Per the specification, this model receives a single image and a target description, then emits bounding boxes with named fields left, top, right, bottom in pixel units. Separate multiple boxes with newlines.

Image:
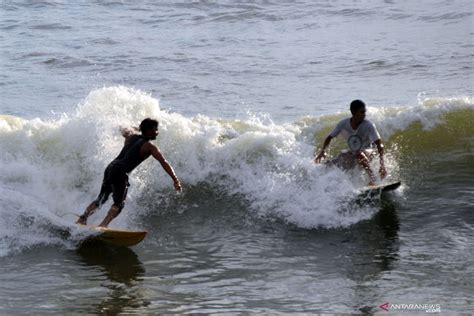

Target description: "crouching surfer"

left=314, top=100, right=387, bottom=185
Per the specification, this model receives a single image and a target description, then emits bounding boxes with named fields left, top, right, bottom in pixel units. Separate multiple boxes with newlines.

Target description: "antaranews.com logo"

left=379, top=302, right=441, bottom=313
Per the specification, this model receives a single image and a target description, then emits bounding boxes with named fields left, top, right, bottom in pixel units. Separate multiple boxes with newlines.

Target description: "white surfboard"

left=360, top=181, right=402, bottom=195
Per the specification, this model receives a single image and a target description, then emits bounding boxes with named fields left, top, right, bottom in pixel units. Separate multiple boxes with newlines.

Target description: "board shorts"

left=325, top=148, right=376, bottom=170
left=94, top=164, right=129, bottom=211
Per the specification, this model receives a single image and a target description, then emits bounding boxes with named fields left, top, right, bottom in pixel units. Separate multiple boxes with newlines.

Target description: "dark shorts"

left=94, top=164, right=129, bottom=210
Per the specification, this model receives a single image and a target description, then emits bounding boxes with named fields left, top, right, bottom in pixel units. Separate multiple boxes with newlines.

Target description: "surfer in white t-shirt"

left=314, top=100, right=387, bottom=185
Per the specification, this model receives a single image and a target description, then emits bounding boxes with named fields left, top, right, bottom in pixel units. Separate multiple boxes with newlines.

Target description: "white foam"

left=1, top=87, right=471, bottom=255
left=366, top=96, right=473, bottom=138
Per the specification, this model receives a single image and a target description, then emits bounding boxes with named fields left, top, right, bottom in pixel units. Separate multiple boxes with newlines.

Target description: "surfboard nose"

left=97, top=230, right=147, bottom=247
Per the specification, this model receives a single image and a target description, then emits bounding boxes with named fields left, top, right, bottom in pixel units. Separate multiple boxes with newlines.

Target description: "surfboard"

left=360, top=180, right=402, bottom=195
left=77, top=224, right=147, bottom=247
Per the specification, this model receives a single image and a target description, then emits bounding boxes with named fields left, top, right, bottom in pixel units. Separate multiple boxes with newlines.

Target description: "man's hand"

left=173, top=179, right=182, bottom=192
left=314, top=151, right=326, bottom=163
left=314, top=136, right=332, bottom=164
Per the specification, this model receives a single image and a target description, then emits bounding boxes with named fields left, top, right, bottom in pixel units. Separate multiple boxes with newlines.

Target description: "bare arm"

left=314, top=135, right=333, bottom=163
left=148, top=144, right=182, bottom=191
left=374, top=139, right=387, bottom=179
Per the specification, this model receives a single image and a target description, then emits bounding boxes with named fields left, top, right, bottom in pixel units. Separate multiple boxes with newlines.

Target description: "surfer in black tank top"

left=110, top=134, right=149, bottom=173
left=76, top=118, right=182, bottom=227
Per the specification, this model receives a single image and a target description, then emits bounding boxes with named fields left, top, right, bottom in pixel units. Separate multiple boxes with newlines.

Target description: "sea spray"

left=0, top=87, right=472, bottom=255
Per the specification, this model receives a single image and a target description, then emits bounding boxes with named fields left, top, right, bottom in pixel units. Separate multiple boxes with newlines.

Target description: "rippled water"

left=1, top=1, right=472, bottom=119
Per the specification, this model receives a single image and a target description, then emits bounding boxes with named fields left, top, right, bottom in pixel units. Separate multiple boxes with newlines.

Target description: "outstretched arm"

left=314, top=135, right=333, bottom=163
left=149, top=144, right=182, bottom=191
left=374, top=139, right=387, bottom=179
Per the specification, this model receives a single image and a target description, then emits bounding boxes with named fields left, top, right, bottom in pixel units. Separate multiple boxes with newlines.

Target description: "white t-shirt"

left=330, top=118, right=381, bottom=150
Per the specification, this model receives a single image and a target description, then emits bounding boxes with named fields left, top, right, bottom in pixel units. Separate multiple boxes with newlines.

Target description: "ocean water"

left=1, top=1, right=473, bottom=314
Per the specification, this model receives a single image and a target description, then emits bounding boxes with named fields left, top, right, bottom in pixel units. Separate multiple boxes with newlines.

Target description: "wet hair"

left=350, top=100, right=366, bottom=115
left=139, top=118, right=159, bottom=133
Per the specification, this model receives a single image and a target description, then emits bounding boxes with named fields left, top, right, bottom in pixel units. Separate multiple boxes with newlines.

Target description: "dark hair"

left=350, top=100, right=366, bottom=115
left=139, top=118, right=159, bottom=133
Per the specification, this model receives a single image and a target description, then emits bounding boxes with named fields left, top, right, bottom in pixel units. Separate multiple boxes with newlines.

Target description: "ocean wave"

left=0, top=86, right=472, bottom=255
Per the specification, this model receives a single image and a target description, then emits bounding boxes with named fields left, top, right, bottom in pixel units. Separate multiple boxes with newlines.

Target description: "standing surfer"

left=77, top=118, right=181, bottom=227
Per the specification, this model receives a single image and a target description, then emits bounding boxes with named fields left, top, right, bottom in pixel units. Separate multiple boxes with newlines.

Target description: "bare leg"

left=357, top=152, right=376, bottom=185
left=76, top=201, right=99, bottom=225
left=98, top=205, right=121, bottom=228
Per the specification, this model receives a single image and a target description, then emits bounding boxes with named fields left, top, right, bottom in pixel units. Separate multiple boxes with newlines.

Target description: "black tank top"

left=110, top=135, right=149, bottom=173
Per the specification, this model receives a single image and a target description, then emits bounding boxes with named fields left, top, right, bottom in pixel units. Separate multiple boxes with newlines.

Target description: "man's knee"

left=356, top=152, right=370, bottom=163
left=90, top=200, right=103, bottom=210
left=111, top=203, right=124, bottom=215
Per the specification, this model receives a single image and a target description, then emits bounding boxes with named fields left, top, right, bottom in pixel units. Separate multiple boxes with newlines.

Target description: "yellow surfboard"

left=78, top=224, right=147, bottom=247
